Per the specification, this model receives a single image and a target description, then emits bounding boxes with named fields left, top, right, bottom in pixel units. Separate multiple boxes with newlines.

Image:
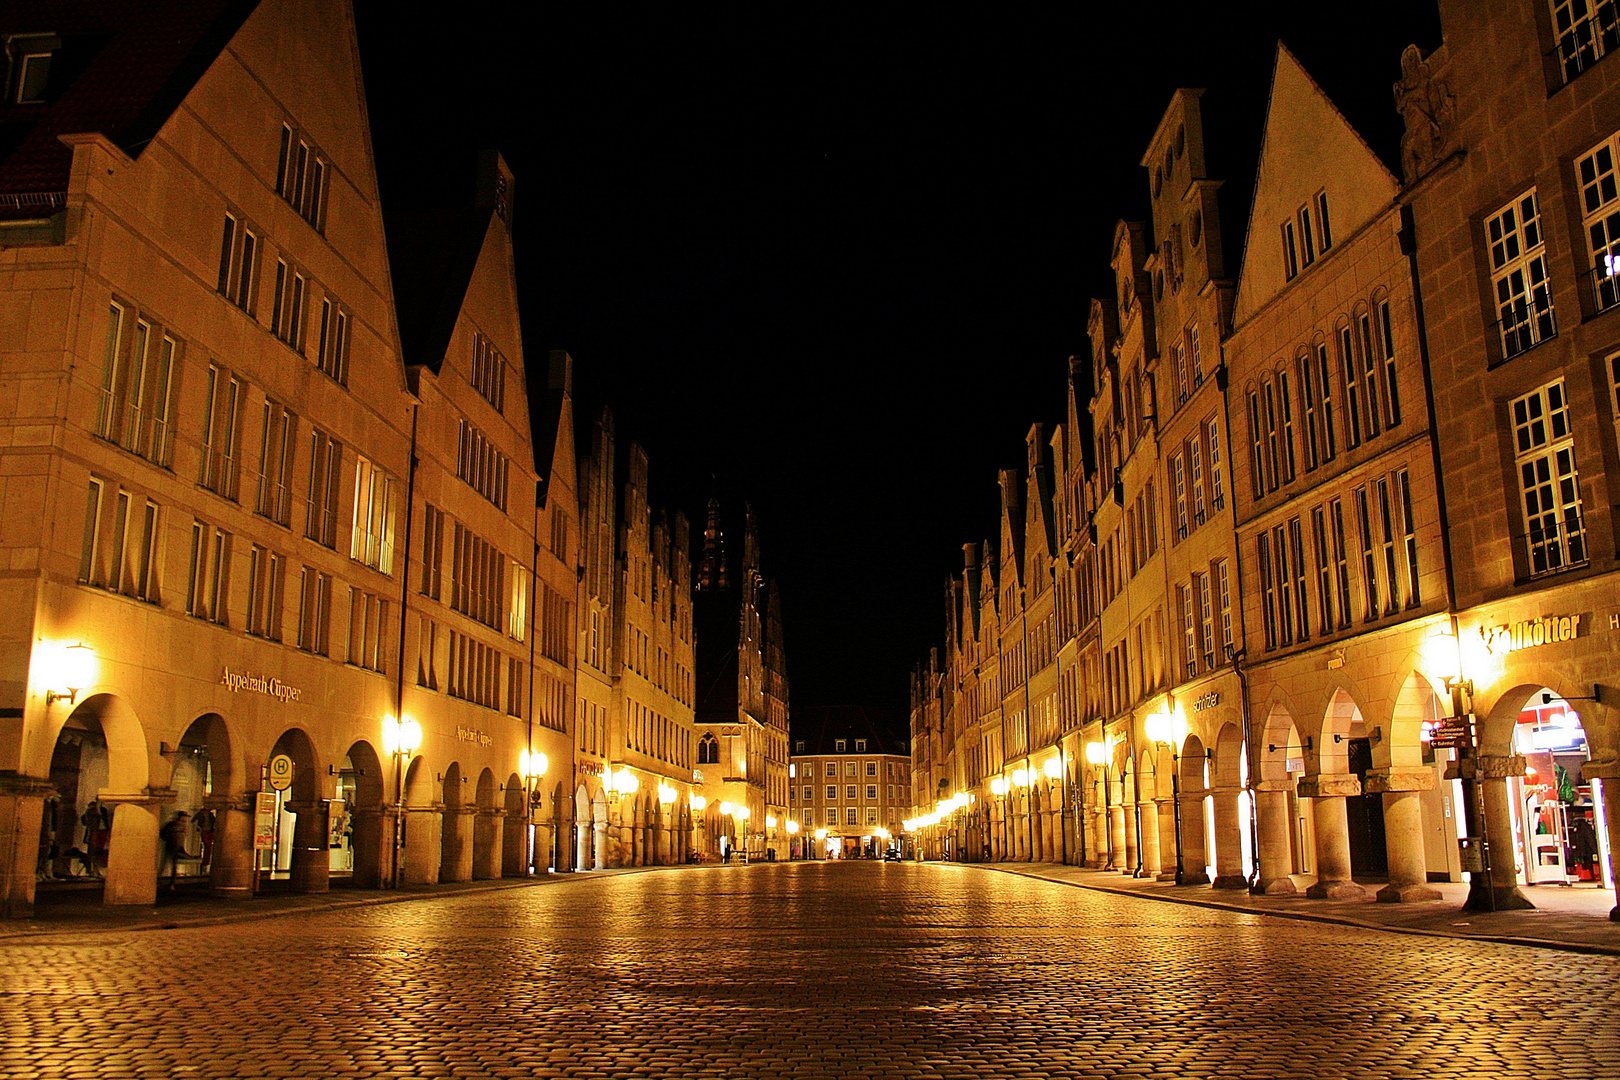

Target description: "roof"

left=0, top=1, right=256, bottom=218
left=381, top=203, right=491, bottom=375
left=790, top=706, right=909, bottom=757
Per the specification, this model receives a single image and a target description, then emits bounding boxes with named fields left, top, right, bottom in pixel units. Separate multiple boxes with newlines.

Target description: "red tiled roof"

left=0, top=1, right=255, bottom=216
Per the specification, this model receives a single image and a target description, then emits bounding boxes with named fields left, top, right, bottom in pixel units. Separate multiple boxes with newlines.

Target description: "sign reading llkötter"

left=1481, top=614, right=1583, bottom=655
left=220, top=667, right=303, bottom=703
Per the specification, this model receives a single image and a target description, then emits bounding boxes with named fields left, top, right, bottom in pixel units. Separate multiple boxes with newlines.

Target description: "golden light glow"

left=1043, top=757, right=1062, bottom=779
left=990, top=777, right=1008, bottom=796
left=612, top=769, right=639, bottom=796
left=737, top=806, right=751, bottom=821
left=719, top=800, right=733, bottom=816
left=765, top=814, right=777, bottom=828
left=874, top=827, right=890, bottom=839
left=691, top=794, right=707, bottom=812
left=814, top=828, right=828, bottom=840
left=519, top=750, right=548, bottom=779
left=657, top=782, right=677, bottom=804
left=1085, top=741, right=1107, bottom=765
left=1011, top=768, right=1028, bottom=786
left=785, top=819, right=800, bottom=834
left=1144, top=711, right=1174, bottom=746
left=382, top=715, right=423, bottom=756
left=42, top=641, right=96, bottom=705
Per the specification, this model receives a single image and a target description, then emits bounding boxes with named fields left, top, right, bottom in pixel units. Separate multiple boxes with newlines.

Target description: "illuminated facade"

left=789, top=707, right=909, bottom=859
left=912, top=1, right=1620, bottom=919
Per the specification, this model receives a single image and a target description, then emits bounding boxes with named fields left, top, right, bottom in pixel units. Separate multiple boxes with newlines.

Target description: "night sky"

left=354, top=3, right=1443, bottom=714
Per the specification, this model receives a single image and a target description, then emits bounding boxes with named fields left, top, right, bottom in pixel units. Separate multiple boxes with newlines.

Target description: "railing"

left=1522, top=509, right=1588, bottom=578
left=1496, top=301, right=1556, bottom=360
left=120, top=402, right=147, bottom=456
left=1589, top=263, right=1620, bottom=314
left=1551, top=6, right=1620, bottom=85
left=93, top=385, right=115, bottom=440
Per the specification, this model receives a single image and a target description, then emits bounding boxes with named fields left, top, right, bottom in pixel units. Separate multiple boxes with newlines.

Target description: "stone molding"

left=1296, top=774, right=1361, bottom=799
left=1363, top=769, right=1436, bottom=794
left=99, top=787, right=177, bottom=808
left=0, top=771, right=57, bottom=798
left=1253, top=779, right=1295, bottom=793
left=1476, top=754, right=1526, bottom=779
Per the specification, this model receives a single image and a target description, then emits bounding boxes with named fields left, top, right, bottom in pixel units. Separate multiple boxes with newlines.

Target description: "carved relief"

left=1394, top=44, right=1456, bottom=184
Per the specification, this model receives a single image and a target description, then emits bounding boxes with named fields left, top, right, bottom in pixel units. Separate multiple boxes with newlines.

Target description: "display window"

left=1506, top=689, right=1613, bottom=889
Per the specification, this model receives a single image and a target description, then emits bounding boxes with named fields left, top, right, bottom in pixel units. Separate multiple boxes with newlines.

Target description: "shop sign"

left=1190, top=692, right=1220, bottom=712
left=252, top=792, right=278, bottom=850
left=578, top=760, right=604, bottom=776
left=220, top=667, right=303, bottom=703
left=267, top=753, right=294, bottom=791
left=456, top=726, right=493, bottom=748
left=1480, top=614, right=1582, bottom=655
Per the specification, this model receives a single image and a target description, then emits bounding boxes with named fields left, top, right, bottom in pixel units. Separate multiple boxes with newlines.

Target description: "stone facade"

left=788, top=707, right=909, bottom=859
left=911, top=4, right=1620, bottom=920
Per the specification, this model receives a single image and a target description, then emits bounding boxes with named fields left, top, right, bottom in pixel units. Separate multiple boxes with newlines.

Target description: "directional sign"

left=253, top=792, right=278, bottom=851
left=268, top=753, right=295, bottom=791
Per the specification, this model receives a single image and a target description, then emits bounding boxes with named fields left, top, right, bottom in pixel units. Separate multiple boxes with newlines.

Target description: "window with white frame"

left=350, top=455, right=397, bottom=575
left=1206, top=415, right=1225, bottom=509
left=1189, top=437, right=1207, bottom=526
left=1551, top=0, right=1620, bottom=84
left=1486, top=190, right=1555, bottom=358
left=275, top=123, right=328, bottom=231
left=1578, top=131, right=1620, bottom=311
left=1216, top=558, right=1233, bottom=659
left=1312, top=506, right=1334, bottom=633
left=1354, top=486, right=1378, bottom=620
left=1273, top=523, right=1294, bottom=646
left=1512, top=380, right=1586, bottom=575
left=1258, top=532, right=1277, bottom=650
left=1340, top=325, right=1363, bottom=450
left=216, top=213, right=258, bottom=313
left=1173, top=452, right=1189, bottom=539
left=1179, top=583, right=1196, bottom=677
left=1197, top=571, right=1215, bottom=669
left=198, top=366, right=243, bottom=501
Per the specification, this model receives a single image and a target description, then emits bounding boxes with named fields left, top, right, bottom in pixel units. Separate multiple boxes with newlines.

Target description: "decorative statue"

left=1394, top=44, right=1456, bottom=184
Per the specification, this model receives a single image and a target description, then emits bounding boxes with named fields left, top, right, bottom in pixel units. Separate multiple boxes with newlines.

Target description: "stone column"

left=1155, top=796, right=1178, bottom=880
left=103, top=797, right=163, bottom=906
left=402, top=805, right=442, bottom=885
left=532, top=821, right=553, bottom=873
left=502, top=806, right=528, bottom=877
left=1137, top=790, right=1160, bottom=877
left=1108, top=799, right=1127, bottom=871
left=593, top=818, right=609, bottom=869
left=1472, top=753, right=1534, bottom=910
left=1300, top=774, right=1365, bottom=900
left=1366, top=768, right=1441, bottom=903
left=347, top=804, right=387, bottom=889
left=206, top=793, right=257, bottom=898
left=472, top=809, right=502, bottom=880
left=1122, top=797, right=1139, bottom=874
left=1210, top=785, right=1246, bottom=889
left=0, top=774, right=58, bottom=918
left=1178, top=790, right=1210, bottom=885
left=1583, top=759, right=1620, bottom=921
left=1091, top=794, right=1109, bottom=868
left=287, top=800, right=330, bottom=894
left=442, top=807, right=475, bottom=882
left=1251, top=781, right=1297, bottom=896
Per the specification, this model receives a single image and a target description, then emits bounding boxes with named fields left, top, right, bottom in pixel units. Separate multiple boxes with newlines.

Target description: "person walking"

left=194, top=807, right=217, bottom=873
left=158, top=811, right=191, bottom=892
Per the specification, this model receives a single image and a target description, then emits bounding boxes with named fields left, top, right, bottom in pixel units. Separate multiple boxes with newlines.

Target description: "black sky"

left=353, top=3, right=1443, bottom=711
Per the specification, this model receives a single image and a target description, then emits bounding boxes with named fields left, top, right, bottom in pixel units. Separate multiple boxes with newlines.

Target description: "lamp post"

left=1145, top=710, right=1182, bottom=886
left=1044, top=755, right=1067, bottom=865
left=519, top=749, right=549, bottom=874
left=383, top=715, right=423, bottom=889
left=1121, top=746, right=1146, bottom=878
left=1085, top=740, right=1108, bottom=869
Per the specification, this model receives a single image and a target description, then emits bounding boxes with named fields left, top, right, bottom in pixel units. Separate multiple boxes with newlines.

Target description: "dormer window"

left=835, top=739, right=846, bottom=753
left=8, top=35, right=58, bottom=104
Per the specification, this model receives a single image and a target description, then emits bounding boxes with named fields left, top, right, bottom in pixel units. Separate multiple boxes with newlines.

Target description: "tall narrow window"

left=1355, top=487, right=1378, bottom=621
left=1298, top=203, right=1316, bottom=267
left=1197, top=571, right=1215, bottom=669
left=1289, top=517, right=1309, bottom=641
left=1188, top=325, right=1204, bottom=387
left=120, top=321, right=150, bottom=455
left=1145, top=479, right=1159, bottom=553
left=186, top=520, right=206, bottom=617
left=199, top=368, right=242, bottom=501
left=1341, top=326, right=1362, bottom=449
left=1247, top=392, right=1265, bottom=497
left=136, top=500, right=160, bottom=602
left=109, top=490, right=131, bottom=594
left=1173, top=453, right=1188, bottom=539
left=95, top=302, right=123, bottom=440
left=1299, top=352, right=1320, bottom=471
left=298, top=567, right=331, bottom=654
left=235, top=228, right=257, bottom=312
left=1278, top=367, right=1297, bottom=483
left=1207, top=416, right=1225, bottom=509
left=1379, top=300, right=1402, bottom=427
left=1398, top=470, right=1420, bottom=607
left=1312, top=506, right=1334, bottom=633
left=1317, top=191, right=1333, bottom=250
left=275, top=124, right=292, bottom=196
left=217, top=216, right=236, bottom=296
left=316, top=299, right=349, bottom=384
left=1258, top=532, right=1277, bottom=650
left=148, top=335, right=177, bottom=467
left=1282, top=220, right=1299, bottom=281
left=1580, top=132, right=1620, bottom=315
left=1316, top=342, right=1338, bottom=461
left=208, top=530, right=231, bottom=626
left=79, top=479, right=103, bottom=584
left=1512, top=379, right=1586, bottom=575
left=1330, top=498, right=1352, bottom=629
left=1274, top=524, right=1294, bottom=646
left=350, top=456, right=397, bottom=575
left=1358, top=312, right=1382, bottom=439
left=1551, top=0, right=1620, bottom=84
left=1377, top=477, right=1400, bottom=615
left=306, top=431, right=342, bottom=548
left=1486, top=189, right=1555, bottom=358
left=1216, top=559, right=1233, bottom=660
left=1190, top=438, right=1207, bottom=525
left=420, top=504, right=445, bottom=599
left=1262, top=380, right=1280, bottom=492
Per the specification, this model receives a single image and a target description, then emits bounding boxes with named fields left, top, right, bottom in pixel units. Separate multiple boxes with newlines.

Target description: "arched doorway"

left=1153, top=742, right=1178, bottom=880
left=1304, top=691, right=1367, bottom=900
left=1210, top=722, right=1248, bottom=889
left=401, top=756, right=440, bottom=885
left=574, top=784, right=591, bottom=870
left=338, top=741, right=386, bottom=888
left=1255, top=702, right=1305, bottom=895
left=471, top=768, right=500, bottom=880
left=1178, top=733, right=1209, bottom=885
left=1504, top=687, right=1611, bottom=892
left=170, top=713, right=237, bottom=896
left=266, top=728, right=325, bottom=894
left=502, top=772, right=527, bottom=877
left=440, top=761, right=471, bottom=883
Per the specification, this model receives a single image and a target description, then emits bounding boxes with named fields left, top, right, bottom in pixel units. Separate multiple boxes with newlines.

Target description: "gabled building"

left=790, top=706, right=909, bottom=859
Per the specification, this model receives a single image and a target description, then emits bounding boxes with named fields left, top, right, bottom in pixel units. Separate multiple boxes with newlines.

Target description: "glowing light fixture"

left=44, top=642, right=96, bottom=706
left=657, top=782, right=677, bottom=805
left=1144, top=711, right=1174, bottom=746
left=1011, top=768, right=1028, bottom=787
left=519, top=750, right=548, bottom=780
left=691, top=794, right=707, bottom=812
left=785, top=819, right=800, bottom=835
left=1043, top=757, right=1062, bottom=780
left=719, top=800, right=733, bottom=816
left=815, top=828, right=828, bottom=840
left=990, top=777, right=1008, bottom=796
left=382, top=715, right=423, bottom=757
left=765, top=814, right=777, bottom=829
left=1085, top=741, right=1107, bottom=766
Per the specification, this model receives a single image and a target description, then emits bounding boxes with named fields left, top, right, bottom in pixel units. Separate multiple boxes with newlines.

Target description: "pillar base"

left=1211, top=874, right=1248, bottom=891
left=1377, top=881, right=1442, bottom=903
left=1610, top=905, right=1620, bottom=923
left=1155, top=871, right=1178, bottom=882
left=1463, top=882, right=1535, bottom=912
left=1253, top=876, right=1297, bottom=896
left=1306, top=878, right=1366, bottom=900
left=1180, top=871, right=1210, bottom=886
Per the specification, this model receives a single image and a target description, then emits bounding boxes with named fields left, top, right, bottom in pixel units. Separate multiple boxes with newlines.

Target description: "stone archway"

left=1178, top=734, right=1210, bottom=885
left=1302, top=690, right=1368, bottom=900
left=170, top=712, right=245, bottom=897
left=502, top=772, right=528, bottom=877
left=1153, top=742, right=1178, bottom=880
left=268, top=727, right=326, bottom=894
left=1370, top=672, right=1446, bottom=903
left=1210, top=722, right=1247, bottom=889
left=341, top=740, right=387, bottom=888
left=574, top=784, right=592, bottom=870
left=471, top=768, right=500, bottom=880
left=440, top=761, right=472, bottom=883
left=1254, top=701, right=1303, bottom=895
left=402, top=756, right=440, bottom=886
left=1137, top=749, right=1160, bottom=877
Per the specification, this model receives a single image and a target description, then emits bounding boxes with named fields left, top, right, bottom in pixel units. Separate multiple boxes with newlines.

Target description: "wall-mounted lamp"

left=1084, top=741, right=1107, bottom=766
left=44, top=642, right=95, bottom=706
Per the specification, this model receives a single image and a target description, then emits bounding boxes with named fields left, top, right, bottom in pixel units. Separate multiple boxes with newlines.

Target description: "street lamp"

left=1145, top=710, right=1183, bottom=886
left=519, top=749, right=549, bottom=874
left=1086, top=740, right=1109, bottom=870
left=383, top=714, right=423, bottom=888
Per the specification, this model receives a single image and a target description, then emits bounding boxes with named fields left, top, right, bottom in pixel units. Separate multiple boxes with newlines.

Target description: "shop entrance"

left=1507, top=689, right=1612, bottom=889
left=1345, top=737, right=1388, bottom=878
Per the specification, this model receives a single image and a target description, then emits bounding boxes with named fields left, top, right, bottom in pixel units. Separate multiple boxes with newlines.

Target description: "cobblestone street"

left=5, top=863, right=1620, bottom=1079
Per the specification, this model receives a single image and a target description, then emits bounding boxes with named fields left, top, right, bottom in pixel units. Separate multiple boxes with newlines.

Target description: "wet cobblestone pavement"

left=4, top=861, right=1619, bottom=1079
